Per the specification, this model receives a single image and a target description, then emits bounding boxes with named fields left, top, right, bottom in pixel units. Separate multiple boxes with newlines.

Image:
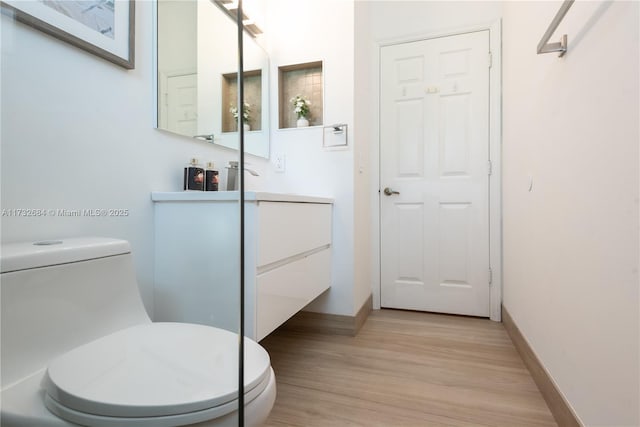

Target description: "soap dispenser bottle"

left=183, top=158, right=204, bottom=191
left=204, top=162, right=219, bottom=191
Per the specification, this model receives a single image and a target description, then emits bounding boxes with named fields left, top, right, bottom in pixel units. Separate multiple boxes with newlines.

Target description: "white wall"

left=0, top=1, right=240, bottom=316
left=246, top=0, right=357, bottom=316
left=367, top=0, right=503, bottom=41
left=502, top=1, right=639, bottom=425
left=157, top=0, right=196, bottom=74
left=353, top=0, right=373, bottom=313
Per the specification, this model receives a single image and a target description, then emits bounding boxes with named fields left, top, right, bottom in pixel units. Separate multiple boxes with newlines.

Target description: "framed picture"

left=1, top=0, right=135, bottom=69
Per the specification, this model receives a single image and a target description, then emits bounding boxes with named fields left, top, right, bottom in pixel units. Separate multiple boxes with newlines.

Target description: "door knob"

left=383, top=187, right=400, bottom=196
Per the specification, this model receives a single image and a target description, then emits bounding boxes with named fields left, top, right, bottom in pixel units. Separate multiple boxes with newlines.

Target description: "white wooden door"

left=167, top=73, right=198, bottom=136
left=380, top=31, right=491, bottom=317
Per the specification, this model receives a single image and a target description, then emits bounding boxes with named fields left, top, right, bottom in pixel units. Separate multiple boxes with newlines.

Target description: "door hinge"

left=487, top=160, right=492, bottom=176
left=488, top=51, right=493, bottom=68
left=489, top=267, right=493, bottom=286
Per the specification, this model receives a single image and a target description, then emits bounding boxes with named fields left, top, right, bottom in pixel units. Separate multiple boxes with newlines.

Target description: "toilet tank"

left=1, top=237, right=151, bottom=389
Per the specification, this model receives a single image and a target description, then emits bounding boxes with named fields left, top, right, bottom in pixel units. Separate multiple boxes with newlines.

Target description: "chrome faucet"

left=192, top=134, right=214, bottom=142
left=226, top=161, right=259, bottom=191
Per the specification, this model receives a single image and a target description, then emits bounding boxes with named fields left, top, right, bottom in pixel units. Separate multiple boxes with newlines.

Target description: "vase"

left=243, top=123, right=250, bottom=132
left=296, top=117, right=309, bottom=128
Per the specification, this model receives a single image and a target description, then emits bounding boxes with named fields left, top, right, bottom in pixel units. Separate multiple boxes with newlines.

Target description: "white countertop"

left=151, top=191, right=333, bottom=204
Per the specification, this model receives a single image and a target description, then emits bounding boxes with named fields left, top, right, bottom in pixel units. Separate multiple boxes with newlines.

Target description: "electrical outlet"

left=274, top=154, right=286, bottom=173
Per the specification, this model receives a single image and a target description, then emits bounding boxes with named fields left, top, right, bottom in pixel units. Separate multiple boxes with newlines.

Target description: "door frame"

left=371, top=20, right=503, bottom=321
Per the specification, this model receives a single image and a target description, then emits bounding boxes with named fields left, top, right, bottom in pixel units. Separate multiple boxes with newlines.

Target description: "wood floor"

left=261, top=309, right=557, bottom=427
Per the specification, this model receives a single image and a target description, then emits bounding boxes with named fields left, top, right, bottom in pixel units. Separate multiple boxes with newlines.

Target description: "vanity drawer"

left=256, top=202, right=331, bottom=267
left=255, top=248, right=331, bottom=341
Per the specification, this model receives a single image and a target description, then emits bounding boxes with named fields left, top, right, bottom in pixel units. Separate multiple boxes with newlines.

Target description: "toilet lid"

left=43, top=323, right=271, bottom=419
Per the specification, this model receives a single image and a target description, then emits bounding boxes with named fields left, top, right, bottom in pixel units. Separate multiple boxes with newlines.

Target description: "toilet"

left=0, top=237, right=276, bottom=427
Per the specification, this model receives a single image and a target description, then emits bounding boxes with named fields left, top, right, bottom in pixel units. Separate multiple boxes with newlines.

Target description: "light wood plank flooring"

left=261, top=309, right=556, bottom=427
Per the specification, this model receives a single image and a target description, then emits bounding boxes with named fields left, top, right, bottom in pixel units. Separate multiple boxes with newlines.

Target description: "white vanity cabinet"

left=151, top=191, right=333, bottom=341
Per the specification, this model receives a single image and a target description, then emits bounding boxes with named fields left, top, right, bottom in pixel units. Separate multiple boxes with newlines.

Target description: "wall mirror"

left=156, top=0, right=270, bottom=159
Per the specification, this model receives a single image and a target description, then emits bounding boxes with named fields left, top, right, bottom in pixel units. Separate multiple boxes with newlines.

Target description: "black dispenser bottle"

left=183, top=158, right=204, bottom=191
left=205, top=162, right=219, bottom=191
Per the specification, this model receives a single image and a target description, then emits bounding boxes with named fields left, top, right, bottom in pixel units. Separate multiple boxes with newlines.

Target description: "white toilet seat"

left=43, top=371, right=273, bottom=427
left=42, top=323, right=271, bottom=427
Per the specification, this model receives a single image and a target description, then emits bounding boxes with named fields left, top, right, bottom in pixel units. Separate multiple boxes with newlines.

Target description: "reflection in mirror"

left=157, top=0, right=198, bottom=136
left=156, top=0, right=270, bottom=159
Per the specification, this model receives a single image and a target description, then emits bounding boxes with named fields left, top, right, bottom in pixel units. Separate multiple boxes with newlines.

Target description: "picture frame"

left=1, top=0, right=135, bottom=69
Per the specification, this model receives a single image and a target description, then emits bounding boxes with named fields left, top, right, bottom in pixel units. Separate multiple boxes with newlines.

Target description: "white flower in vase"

left=230, top=102, right=251, bottom=131
left=290, top=95, right=310, bottom=127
